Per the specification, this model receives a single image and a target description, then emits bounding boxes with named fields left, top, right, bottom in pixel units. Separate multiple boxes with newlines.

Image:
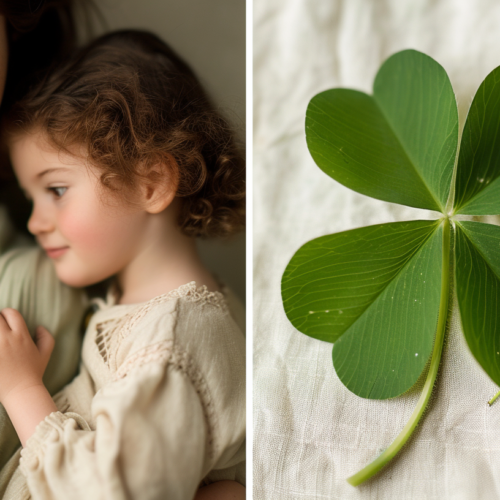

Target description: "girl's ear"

left=141, top=158, right=179, bottom=214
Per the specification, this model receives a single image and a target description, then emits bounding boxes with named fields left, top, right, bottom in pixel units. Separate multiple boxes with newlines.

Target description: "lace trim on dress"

left=114, top=340, right=174, bottom=380
left=104, top=280, right=226, bottom=309
left=157, top=281, right=226, bottom=305
left=93, top=281, right=227, bottom=370
left=118, top=281, right=227, bottom=342
left=94, top=320, right=116, bottom=364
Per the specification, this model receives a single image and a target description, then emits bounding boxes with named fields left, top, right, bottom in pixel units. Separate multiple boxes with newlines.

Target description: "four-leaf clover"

left=281, top=49, right=500, bottom=485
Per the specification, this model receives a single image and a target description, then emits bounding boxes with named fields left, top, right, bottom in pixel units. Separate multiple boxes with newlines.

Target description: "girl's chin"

left=54, top=266, right=111, bottom=289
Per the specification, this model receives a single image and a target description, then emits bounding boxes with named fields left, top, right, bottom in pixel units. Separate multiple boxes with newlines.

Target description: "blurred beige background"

left=92, top=0, right=246, bottom=300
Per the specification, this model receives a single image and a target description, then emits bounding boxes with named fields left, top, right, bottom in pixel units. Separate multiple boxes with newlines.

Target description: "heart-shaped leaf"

left=282, top=219, right=443, bottom=398
left=455, top=221, right=500, bottom=385
left=453, top=67, right=500, bottom=215
left=306, top=49, right=458, bottom=213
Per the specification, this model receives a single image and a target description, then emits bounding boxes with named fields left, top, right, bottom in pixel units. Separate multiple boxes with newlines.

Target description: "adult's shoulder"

left=0, top=234, right=87, bottom=340
left=0, top=207, right=87, bottom=394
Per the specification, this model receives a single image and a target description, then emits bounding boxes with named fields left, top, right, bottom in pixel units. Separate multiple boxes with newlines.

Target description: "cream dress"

left=0, top=280, right=246, bottom=499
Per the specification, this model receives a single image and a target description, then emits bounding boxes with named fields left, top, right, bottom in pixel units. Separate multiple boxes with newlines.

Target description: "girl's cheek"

left=59, top=209, right=111, bottom=251
left=59, top=207, right=137, bottom=255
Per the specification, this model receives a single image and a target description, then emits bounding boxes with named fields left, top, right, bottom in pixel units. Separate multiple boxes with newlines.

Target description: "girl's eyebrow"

left=37, top=167, right=72, bottom=179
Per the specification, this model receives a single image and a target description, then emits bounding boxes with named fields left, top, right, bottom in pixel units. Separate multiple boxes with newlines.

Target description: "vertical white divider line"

left=246, top=0, right=254, bottom=497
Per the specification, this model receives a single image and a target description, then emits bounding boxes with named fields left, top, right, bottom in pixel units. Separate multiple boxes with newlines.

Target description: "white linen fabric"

left=253, top=1, right=500, bottom=498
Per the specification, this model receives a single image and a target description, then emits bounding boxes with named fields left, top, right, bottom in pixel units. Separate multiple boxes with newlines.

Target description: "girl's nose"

left=27, top=204, right=54, bottom=235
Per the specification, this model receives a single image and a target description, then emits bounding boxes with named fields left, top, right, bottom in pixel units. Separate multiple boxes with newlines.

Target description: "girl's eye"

left=48, top=187, right=67, bottom=198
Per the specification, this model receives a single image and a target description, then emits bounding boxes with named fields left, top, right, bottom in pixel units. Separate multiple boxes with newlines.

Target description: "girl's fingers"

left=35, top=326, right=55, bottom=366
left=0, top=308, right=27, bottom=333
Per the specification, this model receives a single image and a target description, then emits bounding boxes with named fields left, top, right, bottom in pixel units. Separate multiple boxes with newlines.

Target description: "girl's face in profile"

left=10, top=131, right=150, bottom=288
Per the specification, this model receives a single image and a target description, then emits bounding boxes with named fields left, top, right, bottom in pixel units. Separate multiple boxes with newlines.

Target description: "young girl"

left=0, top=30, right=246, bottom=499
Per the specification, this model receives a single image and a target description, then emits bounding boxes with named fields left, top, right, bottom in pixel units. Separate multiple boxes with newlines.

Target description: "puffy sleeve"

left=19, top=356, right=208, bottom=500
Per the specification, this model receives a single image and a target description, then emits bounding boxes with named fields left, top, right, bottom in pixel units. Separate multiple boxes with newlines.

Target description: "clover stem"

left=347, top=218, right=451, bottom=487
left=488, top=389, right=500, bottom=406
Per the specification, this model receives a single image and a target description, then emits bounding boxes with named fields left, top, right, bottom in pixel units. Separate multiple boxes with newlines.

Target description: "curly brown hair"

left=5, top=29, right=245, bottom=238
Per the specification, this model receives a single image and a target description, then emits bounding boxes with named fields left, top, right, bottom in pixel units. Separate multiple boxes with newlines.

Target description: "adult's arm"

left=0, top=206, right=87, bottom=471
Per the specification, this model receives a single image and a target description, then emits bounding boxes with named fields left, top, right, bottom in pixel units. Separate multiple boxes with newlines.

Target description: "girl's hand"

left=0, top=308, right=55, bottom=404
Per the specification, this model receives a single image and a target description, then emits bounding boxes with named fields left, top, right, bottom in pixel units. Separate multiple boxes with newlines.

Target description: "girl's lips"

left=44, top=247, right=69, bottom=258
